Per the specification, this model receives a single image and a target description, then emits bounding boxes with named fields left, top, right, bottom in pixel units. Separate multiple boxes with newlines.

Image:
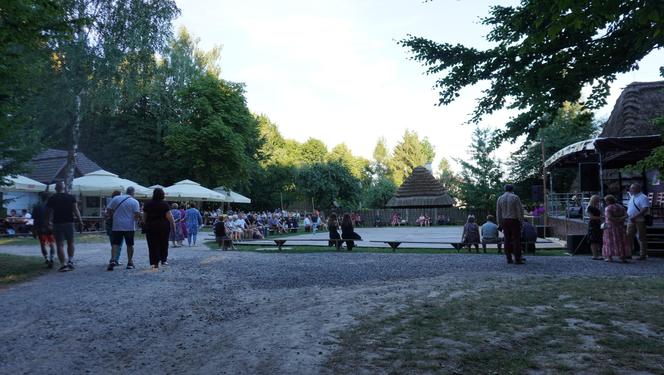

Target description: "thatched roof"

left=600, top=81, right=664, bottom=137
left=386, top=166, right=453, bottom=208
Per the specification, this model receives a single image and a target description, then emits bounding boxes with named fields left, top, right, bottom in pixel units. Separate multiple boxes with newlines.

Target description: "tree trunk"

left=65, top=91, right=82, bottom=193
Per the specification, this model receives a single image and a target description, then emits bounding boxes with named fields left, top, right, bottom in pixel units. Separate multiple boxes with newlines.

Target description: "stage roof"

left=544, top=135, right=662, bottom=170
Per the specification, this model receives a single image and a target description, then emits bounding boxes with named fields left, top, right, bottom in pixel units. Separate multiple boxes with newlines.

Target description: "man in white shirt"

left=106, top=187, right=141, bottom=270
left=626, top=183, right=650, bottom=260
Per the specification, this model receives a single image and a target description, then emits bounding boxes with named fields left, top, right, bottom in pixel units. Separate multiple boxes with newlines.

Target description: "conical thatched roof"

left=600, top=81, right=664, bottom=137
left=386, top=166, right=453, bottom=208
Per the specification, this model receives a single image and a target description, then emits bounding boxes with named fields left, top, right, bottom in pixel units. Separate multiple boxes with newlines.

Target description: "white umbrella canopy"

left=164, top=180, right=226, bottom=202
left=213, top=186, right=251, bottom=204
left=1, top=175, right=47, bottom=193
left=71, top=170, right=150, bottom=197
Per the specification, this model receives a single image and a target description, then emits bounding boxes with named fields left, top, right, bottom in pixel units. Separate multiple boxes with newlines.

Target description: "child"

left=462, top=215, right=480, bottom=253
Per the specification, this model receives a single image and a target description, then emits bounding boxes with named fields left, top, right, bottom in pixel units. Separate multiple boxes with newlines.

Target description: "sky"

left=173, top=0, right=664, bottom=172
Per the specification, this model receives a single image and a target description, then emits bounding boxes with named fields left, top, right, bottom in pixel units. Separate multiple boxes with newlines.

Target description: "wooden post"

left=541, top=134, right=548, bottom=231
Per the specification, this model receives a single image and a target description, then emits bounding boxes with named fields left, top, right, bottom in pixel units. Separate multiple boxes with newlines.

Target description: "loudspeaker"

left=567, top=234, right=590, bottom=254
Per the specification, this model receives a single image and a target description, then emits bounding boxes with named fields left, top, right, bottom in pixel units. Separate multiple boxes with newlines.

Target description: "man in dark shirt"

left=32, top=192, right=55, bottom=268
left=46, top=181, right=83, bottom=272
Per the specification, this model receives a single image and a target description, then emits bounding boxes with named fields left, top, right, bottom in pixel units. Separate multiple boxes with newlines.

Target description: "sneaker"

left=107, top=261, right=116, bottom=271
left=161, top=261, right=169, bottom=266
left=126, top=263, right=135, bottom=270
left=58, top=265, right=69, bottom=272
left=150, top=265, right=158, bottom=271
left=67, top=261, right=75, bottom=270
left=47, top=260, right=54, bottom=269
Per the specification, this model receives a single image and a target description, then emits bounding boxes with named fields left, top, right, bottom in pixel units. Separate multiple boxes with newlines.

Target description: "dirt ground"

left=1, top=239, right=662, bottom=374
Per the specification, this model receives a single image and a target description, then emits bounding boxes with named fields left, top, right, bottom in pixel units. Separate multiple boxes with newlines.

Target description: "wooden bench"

left=270, top=238, right=359, bottom=251
left=369, top=239, right=552, bottom=252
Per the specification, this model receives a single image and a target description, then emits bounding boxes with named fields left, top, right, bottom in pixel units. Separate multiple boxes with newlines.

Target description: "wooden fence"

left=350, top=207, right=491, bottom=226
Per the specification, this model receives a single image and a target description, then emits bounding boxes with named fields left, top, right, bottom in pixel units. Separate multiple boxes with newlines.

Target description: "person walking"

left=106, top=187, right=140, bottom=271
left=496, top=184, right=525, bottom=264
left=327, top=214, right=341, bottom=249
left=626, top=183, right=650, bottom=260
left=169, top=203, right=184, bottom=247
left=46, top=181, right=83, bottom=272
left=185, top=203, right=203, bottom=246
left=104, top=190, right=124, bottom=265
left=32, top=191, right=55, bottom=268
left=586, top=195, right=603, bottom=260
left=341, top=213, right=361, bottom=251
left=142, top=188, right=175, bottom=269
left=603, top=195, right=629, bottom=262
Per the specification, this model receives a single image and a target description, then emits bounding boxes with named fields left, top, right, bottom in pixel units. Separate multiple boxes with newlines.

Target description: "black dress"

left=341, top=222, right=362, bottom=251
left=587, top=206, right=602, bottom=245
left=328, top=220, right=341, bottom=248
left=143, top=200, right=171, bottom=266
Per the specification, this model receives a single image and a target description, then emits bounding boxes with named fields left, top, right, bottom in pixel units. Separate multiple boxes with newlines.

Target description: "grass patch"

left=0, top=253, right=47, bottom=285
left=203, top=241, right=567, bottom=255
left=0, top=233, right=135, bottom=247
left=326, top=277, right=664, bottom=374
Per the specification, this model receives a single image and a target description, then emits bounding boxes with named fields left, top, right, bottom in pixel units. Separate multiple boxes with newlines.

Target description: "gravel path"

left=1, top=240, right=663, bottom=374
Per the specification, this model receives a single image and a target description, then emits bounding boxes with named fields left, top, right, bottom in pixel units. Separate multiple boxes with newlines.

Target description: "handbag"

left=631, top=199, right=653, bottom=226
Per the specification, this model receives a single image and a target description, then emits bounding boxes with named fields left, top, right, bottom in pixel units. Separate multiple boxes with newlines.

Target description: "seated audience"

left=480, top=215, right=502, bottom=253
left=462, top=215, right=480, bottom=252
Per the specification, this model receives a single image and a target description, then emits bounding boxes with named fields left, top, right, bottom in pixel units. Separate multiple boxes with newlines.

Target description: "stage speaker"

left=567, top=234, right=590, bottom=254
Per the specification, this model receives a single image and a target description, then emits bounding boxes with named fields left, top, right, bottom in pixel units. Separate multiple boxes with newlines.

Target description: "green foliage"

left=300, top=138, right=328, bottom=165
left=389, top=130, right=436, bottom=185
left=0, top=0, right=71, bottom=182
left=456, top=127, right=503, bottom=210
left=509, top=102, right=598, bottom=191
left=327, top=143, right=369, bottom=180
left=164, top=74, right=259, bottom=188
left=371, top=137, right=391, bottom=178
left=400, top=0, right=664, bottom=142
left=296, top=162, right=361, bottom=209
left=362, top=176, right=397, bottom=209
left=437, top=157, right=459, bottom=198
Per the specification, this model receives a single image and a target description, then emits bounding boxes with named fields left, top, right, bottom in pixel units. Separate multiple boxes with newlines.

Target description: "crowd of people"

left=12, top=179, right=655, bottom=272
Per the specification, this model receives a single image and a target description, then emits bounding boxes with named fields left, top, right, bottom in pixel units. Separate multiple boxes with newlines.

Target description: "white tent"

left=164, top=180, right=226, bottom=202
left=213, top=186, right=251, bottom=204
left=1, top=175, right=47, bottom=193
left=71, top=170, right=151, bottom=197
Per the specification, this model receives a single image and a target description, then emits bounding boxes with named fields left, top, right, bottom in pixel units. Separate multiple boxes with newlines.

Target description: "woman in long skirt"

left=602, top=195, right=629, bottom=262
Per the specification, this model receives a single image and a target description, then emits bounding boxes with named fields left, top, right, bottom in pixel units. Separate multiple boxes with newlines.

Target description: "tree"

left=371, top=137, right=391, bottom=178
left=0, top=0, right=70, bottom=183
left=400, top=1, right=664, bottom=142
left=362, top=176, right=397, bottom=209
left=163, top=73, right=259, bottom=188
left=437, top=157, right=459, bottom=198
left=456, top=127, right=503, bottom=211
left=296, top=162, right=361, bottom=209
left=327, top=143, right=369, bottom=180
left=300, top=138, right=328, bottom=165
left=41, top=0, right=179, bottom=190
left=509, top=102, right=598, bottom=189
left=389, top=130, right=436, bottom=185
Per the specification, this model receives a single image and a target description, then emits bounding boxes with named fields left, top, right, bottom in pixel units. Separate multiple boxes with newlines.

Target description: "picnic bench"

left=270, top=238, right=358, bottom=251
